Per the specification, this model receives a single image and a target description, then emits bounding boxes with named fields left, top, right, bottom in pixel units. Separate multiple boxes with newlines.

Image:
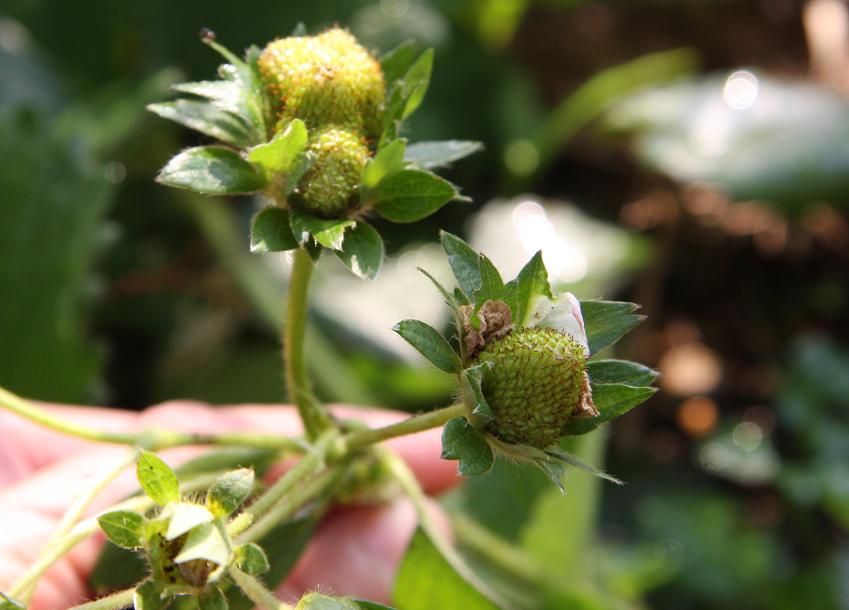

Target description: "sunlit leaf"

left=334, top=221, right=384, bottom=281
left=404, top=140, right=483, bottom=169
left=97, top=511, right=145, bottom=549
left=373, top=170, right=458, bottom=223
left=137, top=450, right=180, bottom=506
left=393, top=320, right=460, bottom=373
left=250, top=207, right=298, bottom=253
left=147, top=100, right=254, bottom=148
left=156, top=146, right=265, bottom=195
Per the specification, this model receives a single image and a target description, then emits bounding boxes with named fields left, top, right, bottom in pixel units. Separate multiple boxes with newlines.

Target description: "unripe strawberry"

left=295, top=126, right=369, bottom=216
left=258, top=28, right=385, bottom=139
left=476, top=327, right=588, bottom=448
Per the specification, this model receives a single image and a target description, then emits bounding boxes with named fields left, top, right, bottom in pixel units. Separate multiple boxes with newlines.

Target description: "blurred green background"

left=3, top=0, right=849, bottom=608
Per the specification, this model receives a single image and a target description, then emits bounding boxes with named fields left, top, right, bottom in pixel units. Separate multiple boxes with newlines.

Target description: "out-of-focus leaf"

left=580, top=300, right=644, bottom=356
left=394, top=528, right=499, bottom=610
left=334, top=221, right=384, bottom=281
left=295, top=593, right=359, bottom=609
left=250, top=207, right=298, bottom=253
left=137, top=450, right=180, bottom=506
left=372, top=169, right=458, bottom=223
left=363, top=138, right=406, bottom=189
left=564, top=383, right=657, bottom=435
left=156, top=146, right=265, bottom=194
left=393, top=320, right=460, bottom=373
left=289, top=210, right=354, bottom=250
left=441, top=417, right=494, bottom=476
left=89, top=543, right=147, bottom=593
left=404, top=141, right=483, bottom=169
left=199, top=587, right=228, bottom=610
left=148, top=100, right=254, bottom=147
left=233, top=543, right=269, bottom=576
left=207, top=468, right=254, bottom=516
left=133, top=580, right=166, bottom=610
left=380, top=41, right=419, bottom=85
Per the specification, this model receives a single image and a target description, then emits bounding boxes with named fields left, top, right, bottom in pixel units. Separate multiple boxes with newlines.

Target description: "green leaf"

left=404, top=141, right=483, bottom=169
left=233, top=543, right=269, bottom=576
left=394, top=528, right=499, bottom=610
left=199, top=587, right=228, bottom=610
left=440, top=231, right=482, bottom=299
left=250, top=207, right=298, bottom=253
left=133, top=580, right=166, bottom=610
left=247, top=119, right=308, bottom=176
left=586, top=359, right=658, bottom=387
left=505, top=251, right=552, bottom=326
left=373, top=169, right=458, bottom=223
left=137, top=450, right=180, bottom=506
left=0, top=591, right=24, bottom=610
left=296, top=593, right=360, bottom=609
left=163, top=502, right=215, bottom=540
left=363, top=139, right=406, bottom=189
left=462, top=363, right=493, bottom=423
left=441, top=417, right=494, bottom=476
left=172, top=80, right=242, bottom=115
left=174, top=521, right=231, bottom=567
left=400, top=49, right=434, bottom=120
left=393, top=320, right=460, bottom=374
left=97, top=511, right=145, bottom=549
left=147, top=100, right=254, bottom=148
left=207, top=468, right=254, bottom=516
left=351, top=603, right=395, bottom=610
left=334, top=221, right=384, bottom=281
left=289, top=210, right=354, bottom=250
left=89, top=543, right=147, bottom=592
left=381, top=41, right=419, bottom=86
left=475, top=255, right=506, bottom=308
left=580, top=300, right=645, bottom=356
left=563, top=383, right=658, bottom=435
left=156, top=146, right=265, bottom=195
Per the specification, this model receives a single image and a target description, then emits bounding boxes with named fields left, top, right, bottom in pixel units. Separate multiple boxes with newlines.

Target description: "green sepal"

left=174, top=521, right=231, bottom=573
left=233, top=543, right=270, bottom=575
left=372, top=169, right=459, bottom=223
left=381, top=48, right=434, bottom=143
left=137, top=450, right=180, bottom=506
left=289, top=210, right=354, bottom=250
left=296, top=593, right=361, bottom=609
left=147, top=100, right=255, bottom=148
left=97, top=510, right=145, bottom=549
left=380, top=40, right=419, bottom=85
left=250, top=207, right=298, bottom=253
left=156, top=146, right=265, bottom=195
left=581, top=300, right=645, bottom=356
left=563, top=383, right=658, bottom=435
left=504, top=250, right=553, bottom=326
left=133, top=580, right=166, bottom=610
left=404, top=140, right=483, bottom=169
left=587, top=359, right=659, bottom=387
left=461, top=362, right=494, bottom=424
left=393, top=319, right=461, bottom=374
left=334, top=221, right=384, bottom=281
left=474, top=255, right=506, bottom=311
left=199, top=586, right=228, bottom=610
left=441, top=417, right=494, bottom=476
left=362, top=138, right=406, bottom=189
left=439, top=231, right=481, bottom=301
left=206, top=468, right=254, bottom=516
left=247, top=118, right=308, bottom=177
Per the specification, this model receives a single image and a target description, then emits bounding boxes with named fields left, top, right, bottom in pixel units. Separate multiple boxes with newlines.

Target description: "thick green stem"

left=230, top=567, right=294, bottom=610
left=344, top=403, right=466, bottom=451
left=66, top=588, right=134, bottom=610
left=285, top=248, right=332, bottom=440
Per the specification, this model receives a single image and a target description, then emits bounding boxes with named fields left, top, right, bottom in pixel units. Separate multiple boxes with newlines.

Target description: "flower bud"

left=476, top=327, right=591, bottom=448
left=295, top=126, right=370, bottom=216
left=258, top=28, right=385, bottom=138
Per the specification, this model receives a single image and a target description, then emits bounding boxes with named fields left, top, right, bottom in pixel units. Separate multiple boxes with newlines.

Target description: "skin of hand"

left=0, top=401, right=461, bottom=609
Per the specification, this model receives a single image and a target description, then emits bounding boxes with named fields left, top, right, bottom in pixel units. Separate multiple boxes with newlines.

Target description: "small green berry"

left=476, top=327, right=589, bottom=448
left=294, top=126, right=370, bottom=216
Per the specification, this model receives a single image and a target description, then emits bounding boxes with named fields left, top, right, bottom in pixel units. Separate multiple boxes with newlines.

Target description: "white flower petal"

left=527, top=292, right=589, bottom=356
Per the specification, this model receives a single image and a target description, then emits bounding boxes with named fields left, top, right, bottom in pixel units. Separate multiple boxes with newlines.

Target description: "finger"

left=279, top=497, right=451, bottom=604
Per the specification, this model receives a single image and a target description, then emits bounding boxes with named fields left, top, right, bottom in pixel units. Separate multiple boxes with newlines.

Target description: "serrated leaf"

left=334, top=221, right=384, bottom=280
left=587, top=359, right=659, bottom=387
left=199, top=586, right=228, bottom=610
left=156, top=146, right=265, bottom=195
left=363, top=139, right=406, bottom=189
left=404, top=140, right=483, bottom=169
left=163, top=503, right=215, bottom=540
left=296, top=593, right=360, bottom=609
left=381, top=40, right=419, bottom=86
left=441, top=417, right=494, bottom=476
left=207, top=468, right=254, bottom=516
left=400, top=49, right=434, bottom=120
left=580, top=300, right=645, bottom=356
left=563, top=383, right=658, bottom=435
left=250, top=207, right=298, bottom=253
left=475, top=255, right=506, bottom=309
left=462, top=363, right=493, bottom=423
left=439, top=231, right=481, bottom=300
left=505, top=251, right=553, bottom=326
left=394, top=528, right=499, bottom=610
left=97, top=510, right=145, bottom=549
left=174, top=521, right=231, bottom=567
left=133, top=580, right=165, bottom=610
left=393, top=319, right=460, bottom=373
left=147, top=100, right=254, bottom=148
left=373, top=169, right=458, bottom=223
left=172, top=80, right=242, bottom=115
left=289, top=210, right=354, bottom=250
left=233, top=543, right=269, bottom=575
left=247, top=119, right=307, bottom=176
left=137, top=450, right=180, bottom=506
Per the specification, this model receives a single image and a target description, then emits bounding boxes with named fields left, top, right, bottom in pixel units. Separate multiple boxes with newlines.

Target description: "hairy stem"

left=66, top=588, right=134, bottom=610
left=285, top=248, right=333, bottom=440
left=230, top=567, right=295, bottom=610
left=344, top=403, right=466, bottom=451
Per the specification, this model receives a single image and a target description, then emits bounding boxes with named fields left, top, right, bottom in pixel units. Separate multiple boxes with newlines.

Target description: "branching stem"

left=344, top=403, right=466, bottom=451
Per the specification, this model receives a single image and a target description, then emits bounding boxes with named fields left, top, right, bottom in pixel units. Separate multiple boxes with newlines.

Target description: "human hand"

left=0, top=401, right=460, bottom=609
